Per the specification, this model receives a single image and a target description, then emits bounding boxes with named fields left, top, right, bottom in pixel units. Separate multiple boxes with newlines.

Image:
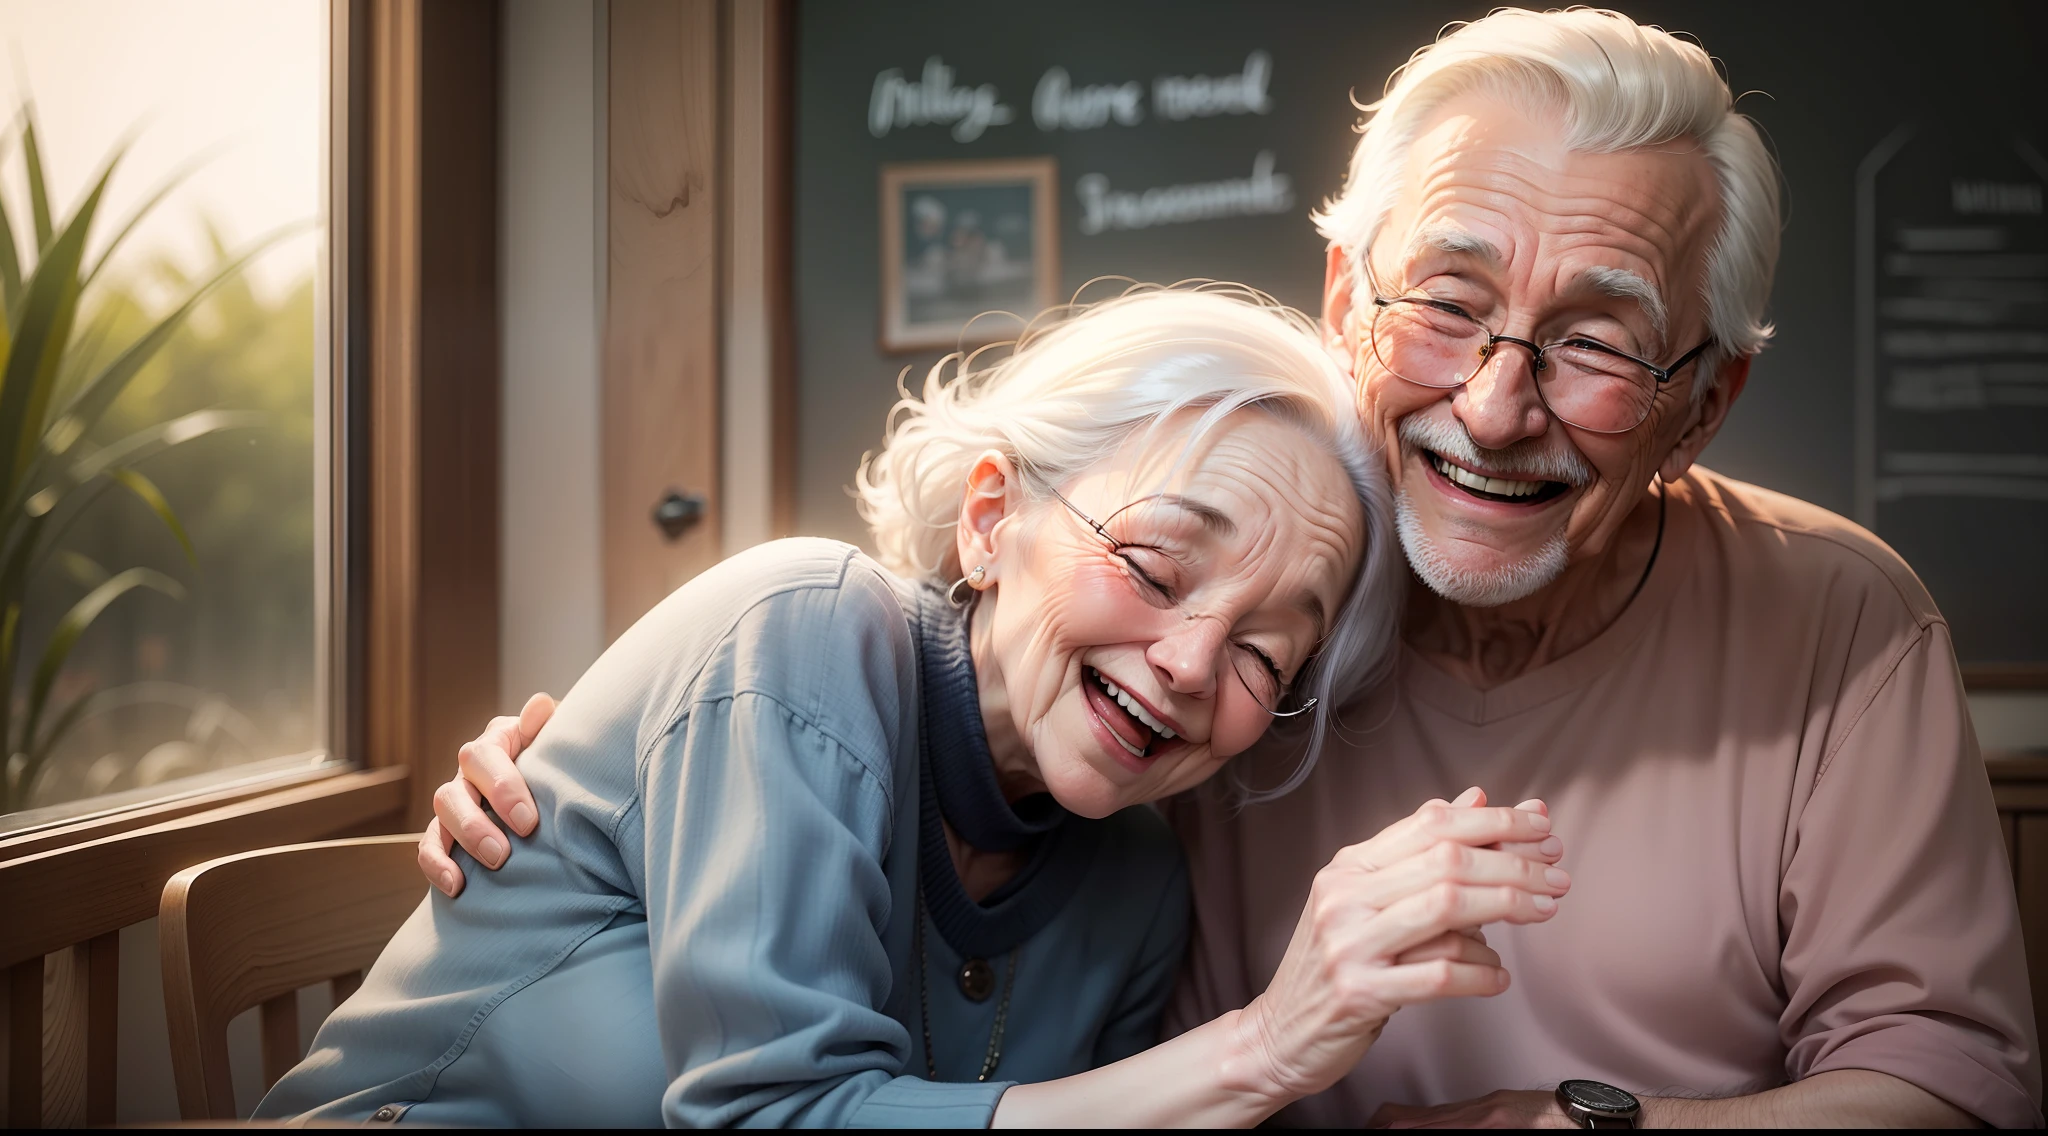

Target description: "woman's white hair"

left=1314, top=6, right=1781, bottom=389
left=856, top=285, right=1402, bottom=800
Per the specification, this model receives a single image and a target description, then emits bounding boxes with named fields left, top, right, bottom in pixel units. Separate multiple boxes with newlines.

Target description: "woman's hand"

left=990, top=787, right=1565, bottom=1128
left=1234, top=788, right=1567, bottom=1102
left=418, top=692, right=556, bottom=896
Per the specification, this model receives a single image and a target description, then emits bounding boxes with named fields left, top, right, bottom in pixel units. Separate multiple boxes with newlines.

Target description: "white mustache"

left=1398, top=415, right=1594, bottom=486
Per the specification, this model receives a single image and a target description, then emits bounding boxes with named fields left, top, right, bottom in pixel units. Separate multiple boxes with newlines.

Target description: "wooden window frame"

left=0, top=0, right=500, bottom=1124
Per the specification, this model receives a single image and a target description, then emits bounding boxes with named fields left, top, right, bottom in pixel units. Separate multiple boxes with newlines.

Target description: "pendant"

left=957, top=958, right=996, bottom=1002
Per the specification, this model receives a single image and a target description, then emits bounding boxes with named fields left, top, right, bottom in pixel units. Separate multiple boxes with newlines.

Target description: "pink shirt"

left=1166, top=468, right=2042, bottom=1127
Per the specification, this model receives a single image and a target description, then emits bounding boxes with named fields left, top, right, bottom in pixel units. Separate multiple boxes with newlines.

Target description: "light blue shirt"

left=257, top=539, right=1189, bottom=1128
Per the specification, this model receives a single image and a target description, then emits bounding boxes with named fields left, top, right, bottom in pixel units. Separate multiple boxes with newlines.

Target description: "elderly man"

left=430, top=7, right=2038, bottom=1128
left=1164, top=7, right=2040, bottom=1128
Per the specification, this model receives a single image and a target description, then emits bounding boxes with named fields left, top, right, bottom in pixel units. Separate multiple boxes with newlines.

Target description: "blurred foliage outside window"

left=2, top=0, right=323, bottom=823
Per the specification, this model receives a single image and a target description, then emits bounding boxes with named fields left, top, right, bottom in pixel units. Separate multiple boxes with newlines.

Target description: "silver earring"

left=947, top=564, right=986, bottom=607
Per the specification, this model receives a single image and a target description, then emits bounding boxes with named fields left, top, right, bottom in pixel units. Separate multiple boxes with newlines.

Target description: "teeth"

left=1105, top=726, right=1146, bottom=757
left=1116, top=690, right=1173, bottom=738
left=1432, top=454, right=1546, bottom=498
left=1089, top=669, right=1175, bottom=740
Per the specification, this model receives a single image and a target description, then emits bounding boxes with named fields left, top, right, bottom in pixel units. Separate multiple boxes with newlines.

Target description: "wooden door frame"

left=601, top=0, right=794, bottom=637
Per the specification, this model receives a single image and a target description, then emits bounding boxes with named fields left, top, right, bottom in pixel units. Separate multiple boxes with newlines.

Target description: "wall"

left=792, top=0, right=2048, bottom=745
left=489, top=4, right=2048, bottom=730
left=499, top=0, right=607, bottom=706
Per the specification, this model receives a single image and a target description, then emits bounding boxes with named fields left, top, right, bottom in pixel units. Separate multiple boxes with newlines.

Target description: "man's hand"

left=1370, top=1090, right=1572, bottom=1128
left=418, top=692, right=557, bottom=896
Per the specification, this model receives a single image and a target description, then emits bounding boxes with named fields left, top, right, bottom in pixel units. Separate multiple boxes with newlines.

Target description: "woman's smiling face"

left=958, top=410, right=1365, bottom=820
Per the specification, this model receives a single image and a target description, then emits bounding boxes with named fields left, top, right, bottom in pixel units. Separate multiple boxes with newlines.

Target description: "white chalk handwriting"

left=869, top=57, right=1014, bottom=142
left=868, top=52, right=1277, bottom=140
left=1033, top=67, right=1144, bottom=132
left=1154, top=51, right=1274, bottom=121
left=1075, top=151, right=1295, bottom=234
left=1031, top=51, right=1276, bottom=133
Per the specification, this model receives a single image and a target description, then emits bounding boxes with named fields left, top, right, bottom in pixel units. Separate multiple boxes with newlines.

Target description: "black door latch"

left=652, top=490, right=707, bottom=540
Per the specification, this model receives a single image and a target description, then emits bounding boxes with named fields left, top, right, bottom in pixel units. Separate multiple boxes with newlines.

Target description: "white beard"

left=1396, top=489, right=1570, bottom=607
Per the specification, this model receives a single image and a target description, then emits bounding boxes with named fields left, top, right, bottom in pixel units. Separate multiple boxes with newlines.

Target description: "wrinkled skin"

left=1322, top=94, right=1749, bottom=686
left=956, top=412, right=1362, bottom=821
left=1322, top=94, right=1975, bottom=1129
left=418, top=411, right=1574, bottom=1125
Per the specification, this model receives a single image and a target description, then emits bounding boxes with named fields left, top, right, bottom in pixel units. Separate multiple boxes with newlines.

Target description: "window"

left=1, top=0, right=332, bottom=829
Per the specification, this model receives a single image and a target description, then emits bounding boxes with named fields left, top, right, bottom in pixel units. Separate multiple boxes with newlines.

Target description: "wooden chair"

left=158, top=834, right=426, bottom=1120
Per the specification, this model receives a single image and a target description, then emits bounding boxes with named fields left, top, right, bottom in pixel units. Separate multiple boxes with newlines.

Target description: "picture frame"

left=879, top=157, right=1059, bottom=353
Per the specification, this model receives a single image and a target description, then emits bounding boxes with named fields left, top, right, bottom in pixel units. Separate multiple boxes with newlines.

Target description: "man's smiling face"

left=1331, top=94, right=1730, bottom=606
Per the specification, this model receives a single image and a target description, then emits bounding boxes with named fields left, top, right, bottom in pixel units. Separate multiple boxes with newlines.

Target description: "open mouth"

left=1426, top=451, right=1570, bottom=505
left=1083, top=666, right=1176, bottom=759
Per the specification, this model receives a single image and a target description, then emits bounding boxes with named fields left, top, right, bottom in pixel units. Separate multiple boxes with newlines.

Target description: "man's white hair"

left=1314, top=6, right=1781, bottom=388
left=856, top=286, right=1403, bottom=799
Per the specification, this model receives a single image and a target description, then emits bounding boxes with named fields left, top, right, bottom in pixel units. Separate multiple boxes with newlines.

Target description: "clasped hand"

left=419, top=700, right=1569, bottom=1112
left=1233, top=788, right=1567, bottom=1103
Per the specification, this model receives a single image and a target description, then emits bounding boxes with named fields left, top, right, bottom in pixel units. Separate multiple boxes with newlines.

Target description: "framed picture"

left=879, top=157, right=1059, bottom=353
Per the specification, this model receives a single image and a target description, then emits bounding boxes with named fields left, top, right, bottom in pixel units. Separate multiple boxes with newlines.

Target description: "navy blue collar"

left=910, top=584, right=1098, bottom=958
left=916, top=592, right=1064, bottom=852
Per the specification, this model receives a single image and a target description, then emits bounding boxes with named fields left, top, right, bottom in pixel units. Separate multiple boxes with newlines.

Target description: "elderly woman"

left=258, top=289, right=1568, bottom=1128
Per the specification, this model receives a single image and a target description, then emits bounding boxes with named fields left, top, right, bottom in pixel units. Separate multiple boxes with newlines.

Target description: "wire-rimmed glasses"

left=1046, top=486, right=1318, bottom=719
left=1367, top=293, right=1715, bottom=434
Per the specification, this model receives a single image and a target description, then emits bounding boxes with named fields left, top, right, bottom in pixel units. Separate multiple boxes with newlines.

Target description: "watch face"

left=1560, top=1079, right=1641, bottom=1114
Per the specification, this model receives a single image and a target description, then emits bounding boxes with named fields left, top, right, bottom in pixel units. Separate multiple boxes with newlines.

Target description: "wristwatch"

left=1555, top=1079, right=1641, bottom=1129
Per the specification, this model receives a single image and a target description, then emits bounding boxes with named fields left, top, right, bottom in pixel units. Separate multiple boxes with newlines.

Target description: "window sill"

left=0, top=753, right=351, bottom=852
left=0, top=766, right=410, bottom=972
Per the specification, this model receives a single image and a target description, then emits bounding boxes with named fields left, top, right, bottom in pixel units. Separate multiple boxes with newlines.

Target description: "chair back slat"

left=5, top=957, right=44, bottom=1127
left=159, top=835, right=424, bottom=1120
left=259, top=994, right=302, bottom=1089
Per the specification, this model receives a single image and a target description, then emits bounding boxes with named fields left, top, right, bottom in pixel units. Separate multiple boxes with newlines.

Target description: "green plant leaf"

left=19, top=567, right=183, bottom=767
left=81, top=144, right=227, bottom=290
left=0, top=514, right=38, bottom=643
left=68, top=407, right=268, bottom=484
left=6, top=409, right=260, bottom=575
left=0, top=167, right=21, bottom=312
left=18, top=477, right=109, bottom=583
left=22, top=115, right=54, bottom=252
left=0, top=160, right=111, bottom=505
left=0, top=599, right=16, bottom=770
left=107, top=466, right=194, bottom=566
left=0, top=116, right=17, bottom=312
left=56, top=549, right=108, bottom=588
left=50, top=304, right=120, bottom=408
left=48, top=228, right=298, bottom=453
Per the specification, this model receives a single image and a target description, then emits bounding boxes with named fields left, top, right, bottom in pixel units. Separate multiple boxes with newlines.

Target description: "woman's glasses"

left=1046, top=486, right=1317, bottom=719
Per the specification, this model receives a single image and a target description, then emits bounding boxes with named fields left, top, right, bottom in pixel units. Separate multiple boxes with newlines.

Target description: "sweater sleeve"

left=1093, top=845, right=1191, bottom=1065
left=635, top=689, right=1009, bottom=1128
left=1778, top=622, right=2042, bottom=1128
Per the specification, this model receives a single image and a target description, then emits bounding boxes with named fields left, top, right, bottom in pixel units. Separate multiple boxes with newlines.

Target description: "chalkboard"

left=1859, top=127, right=2048, bottom=673
left=794, top=0, right=2048, bottom=676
